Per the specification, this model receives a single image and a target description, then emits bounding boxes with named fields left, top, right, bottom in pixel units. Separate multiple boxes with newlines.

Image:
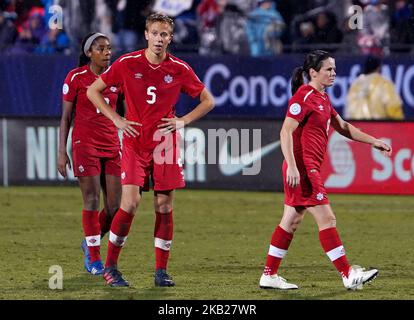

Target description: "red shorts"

left=282, top=161, right=329, bottom=207
left=72, top=143, right=121, bottom=177
left=120, top=137, right=185, bottom=191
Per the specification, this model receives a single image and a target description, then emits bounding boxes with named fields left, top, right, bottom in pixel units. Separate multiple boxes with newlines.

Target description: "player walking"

left=259, top=50, right=392, bottom=290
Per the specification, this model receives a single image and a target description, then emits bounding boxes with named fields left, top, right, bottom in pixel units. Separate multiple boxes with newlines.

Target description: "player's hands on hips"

left=373, top=139, right=392, bottom=157
left=113, top=117, right=141, bottom=138
left=158, top=117, right=186, bottom=134
left=58, top=152, right=71, bottom=178
left=286, top=165, right=300, bottom=188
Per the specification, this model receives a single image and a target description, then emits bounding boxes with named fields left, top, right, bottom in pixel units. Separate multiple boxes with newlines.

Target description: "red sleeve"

left=285, top=95, right=311, bottom=123
left=100, top=60, right=123, bottom=88
left=330, top=104, right=338, bottom=118
left=328, top=95, right=338, bottom=118
left=181, top=64, right=205, bottom=98
left=62, top=71, right=78, bottom=102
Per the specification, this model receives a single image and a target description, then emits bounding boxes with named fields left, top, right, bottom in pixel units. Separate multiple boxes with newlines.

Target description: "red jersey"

left=63, top=65, right=122, bottom=151
left=286, top=84, right=338, bottom=171
left=100, top=49, right=205, bottom=151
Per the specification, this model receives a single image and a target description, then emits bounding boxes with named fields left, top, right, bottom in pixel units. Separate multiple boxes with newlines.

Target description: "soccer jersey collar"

left=306, top=84, right=328, bottom=99
left=87, top=65, right=100, bottom=78
left=84, top=64, right=108, bottom=79
left=144, top=50, right=170, bottom=69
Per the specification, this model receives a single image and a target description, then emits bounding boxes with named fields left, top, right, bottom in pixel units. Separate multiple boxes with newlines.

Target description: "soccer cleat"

left=89, top=260, right=104, bottom=275
left=342, top=265, right=379, bottom=290
left=259, top=274, right=299, bottom=290
left=80, top=239, right=92, bottom=273
left=154, top=269, right=175, bottom=287
left=103, top=266, right=129, bottom=287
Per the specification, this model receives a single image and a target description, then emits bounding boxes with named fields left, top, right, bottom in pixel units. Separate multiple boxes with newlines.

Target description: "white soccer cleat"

left=259, top=274, right=299, bottom=290
left=342, top=265, right=379, bottom=290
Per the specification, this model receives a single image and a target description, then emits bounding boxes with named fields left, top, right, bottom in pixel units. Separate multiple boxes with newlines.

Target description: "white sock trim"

left=326, top=245, right=345, bottom=261
left=268, top=245, right=287, bottom=258
left=109, top=231, right=128, bottom=247
left=155, top=237, right=172, bottom=251
left=85, top=235, right=100, bottom=247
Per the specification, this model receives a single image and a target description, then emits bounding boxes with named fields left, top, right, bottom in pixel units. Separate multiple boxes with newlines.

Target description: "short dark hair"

left=145, top=13, right=174, bottom=31
left=363, top=55, right=382, bottom=74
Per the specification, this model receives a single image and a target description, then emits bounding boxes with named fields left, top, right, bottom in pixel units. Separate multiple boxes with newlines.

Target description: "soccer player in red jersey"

left=87, top=13, right=215, bottom=287
left=58, top=33, right=124, bottom=276
left=259, top=50, right=392, bottom=290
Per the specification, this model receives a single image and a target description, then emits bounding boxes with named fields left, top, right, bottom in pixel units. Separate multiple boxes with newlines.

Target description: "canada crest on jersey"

left=164, top=74, right=173, bottom=83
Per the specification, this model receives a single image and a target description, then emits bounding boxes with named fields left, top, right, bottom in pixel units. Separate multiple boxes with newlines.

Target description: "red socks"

left=154, top=211, right=173, bottom=270
left=319, top=227, right=351, bottom=277
left=264, top=225, right=293, bottom=275
left=105, top=208, right=134, bottom=268
left=102, top=210, right=174, bottom=270
left=82, top=209, right=101, bottom=263
left=263, top=225, right=351, bottom=277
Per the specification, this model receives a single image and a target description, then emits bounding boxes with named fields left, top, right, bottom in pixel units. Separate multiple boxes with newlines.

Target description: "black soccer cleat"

left=154, top=269, right=175, bottom=287
left=103, top=266, right=129, bottom=287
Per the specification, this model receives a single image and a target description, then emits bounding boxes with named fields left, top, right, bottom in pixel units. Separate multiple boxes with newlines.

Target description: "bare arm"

left=280, top=117, right=300, bottom=187
left=331, top=114, right=392, bottom=156
left=87, top=78, right=141, bottom=137
left=182, top=87, right=215, bottom=125
left=158, top=87, right=215, bottom=133
left=57, top=100, right=73, bottom=178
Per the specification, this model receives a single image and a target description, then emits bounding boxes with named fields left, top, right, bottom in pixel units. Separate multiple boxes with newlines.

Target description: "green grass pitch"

left=0, top=187, right=413, bottom=300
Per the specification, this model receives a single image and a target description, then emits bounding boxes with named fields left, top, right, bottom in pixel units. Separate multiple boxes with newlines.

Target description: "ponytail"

left=78, top=52, right=90, bottom=67
left=291, top=50, right=334, bottom=95
left=291, top=66, right=304, bottom=95
left=78, top=32, right=95, bottom=67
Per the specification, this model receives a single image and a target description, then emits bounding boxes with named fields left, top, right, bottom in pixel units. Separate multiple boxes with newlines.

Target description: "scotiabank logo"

left=322, top=122, right=414, bottom=195
left=372, top=138, right=413, bottom=182
left=325, top=132, right=356, bottom=188
left=325, top=135, right=414, bottom=186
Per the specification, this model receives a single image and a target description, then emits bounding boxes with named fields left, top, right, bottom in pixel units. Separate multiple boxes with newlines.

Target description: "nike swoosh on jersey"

left=219, top=140, right=281, bottom=176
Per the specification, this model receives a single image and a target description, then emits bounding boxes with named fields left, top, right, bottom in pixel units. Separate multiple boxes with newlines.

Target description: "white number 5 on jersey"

left=147, top=86, right=157, bottom=104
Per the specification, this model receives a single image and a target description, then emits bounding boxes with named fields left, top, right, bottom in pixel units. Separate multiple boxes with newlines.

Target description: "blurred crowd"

left=0, top=0, right=413, bottom=56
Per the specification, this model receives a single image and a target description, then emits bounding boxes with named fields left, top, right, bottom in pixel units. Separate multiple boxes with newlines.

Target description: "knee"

left=321, top=215, right=337, bottom=229
left=121, top=201, right=138, bottom=215
left=328, top=216, right=337, bottom=228
left=282, top=215, right=303, bottom=234
left=83, top=193, right=100, bottom=211
left=121, top=195, right=141, bottom=215
left=155, top=203, right=173, bottom=213
left=290, top=223, right=299, bottom=233
left=290, top=216, right=304, bottom=233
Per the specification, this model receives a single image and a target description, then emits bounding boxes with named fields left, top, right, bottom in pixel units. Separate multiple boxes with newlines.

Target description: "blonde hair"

left=145, top=13, right=174, bottom=31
